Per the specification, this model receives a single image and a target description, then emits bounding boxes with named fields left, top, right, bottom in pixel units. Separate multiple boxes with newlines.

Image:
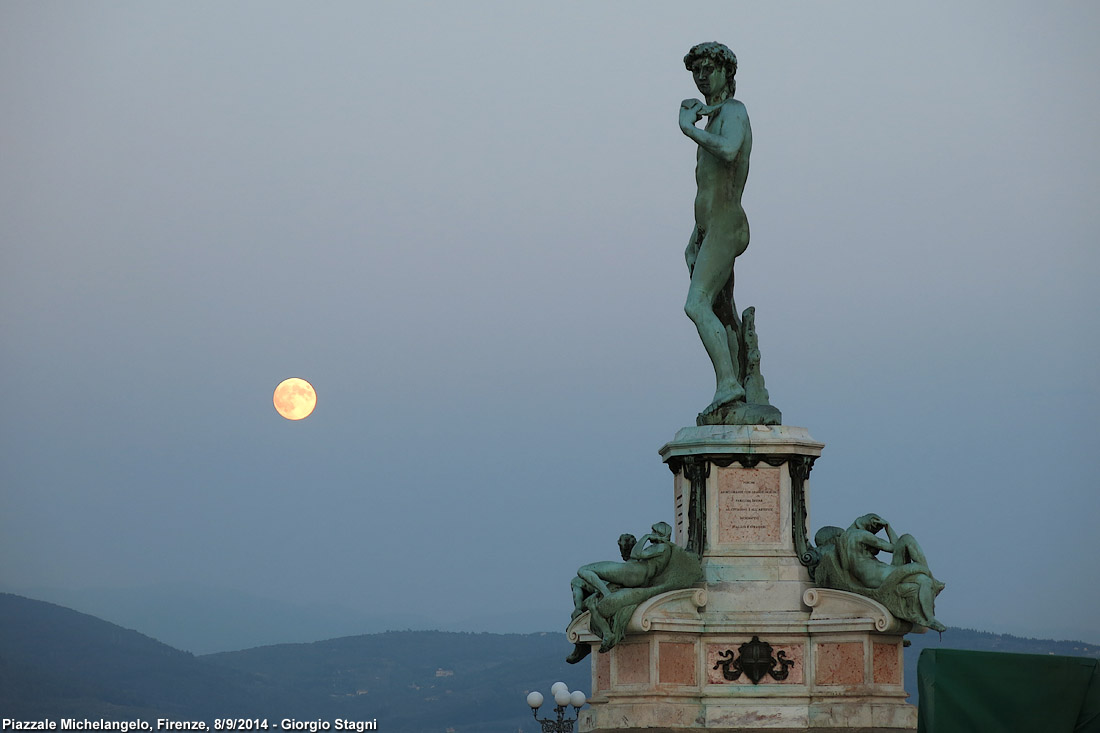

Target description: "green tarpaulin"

left=918, top=648, right=1100, bottom=732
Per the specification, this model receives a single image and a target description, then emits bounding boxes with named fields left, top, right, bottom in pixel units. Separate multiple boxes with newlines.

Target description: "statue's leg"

left=584, top=595, right=613, bottom=646
left=578, top=567, right=614, bottom=599
left=570, top=577, right=590, bottom=620
left=590, top=613, right=612, bottom=643
left=685, top=226, right=702, bottom=275
left=580, top=561, right=649, bottom=595
left=716, top=271, right=742, bottom=382
left=685, top=234, right=743, bottom=409
left=892, top=535, right=929, bottom=567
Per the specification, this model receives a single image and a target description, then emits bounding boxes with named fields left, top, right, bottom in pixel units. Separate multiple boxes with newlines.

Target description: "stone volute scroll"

left=803, top=587, right=912, bottom=634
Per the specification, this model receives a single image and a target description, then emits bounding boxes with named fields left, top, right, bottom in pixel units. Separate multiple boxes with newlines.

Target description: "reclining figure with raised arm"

left=813, top=513, right=946, bottom=632
left=567, top=522, right=702, bottom=663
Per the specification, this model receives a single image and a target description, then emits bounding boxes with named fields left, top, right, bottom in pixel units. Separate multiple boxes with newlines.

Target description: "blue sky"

left=1, top=1, right=1097, bottom=650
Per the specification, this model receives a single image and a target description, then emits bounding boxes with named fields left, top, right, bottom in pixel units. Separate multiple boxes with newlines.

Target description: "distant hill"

left=3, top=592, right=1098, bottom=731
left=202, top=630, right=587, bottom=732
left=0, top=593, right=287, bottom=719
left=0, top=594, right=584, bottom=731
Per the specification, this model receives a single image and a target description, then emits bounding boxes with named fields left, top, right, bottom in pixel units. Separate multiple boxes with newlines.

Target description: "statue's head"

left=853, top=514, right=886, bottom=533
left=814, top=525, right=844, bottom=547
left=651, top=521, right=673, bottom=541
left=684, top=42, right=738, bottom=98
left=617, top=533, right=637, bottom=561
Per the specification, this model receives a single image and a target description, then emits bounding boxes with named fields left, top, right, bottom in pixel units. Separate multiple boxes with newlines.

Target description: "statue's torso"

left=694, top=99, right=752, bottom=254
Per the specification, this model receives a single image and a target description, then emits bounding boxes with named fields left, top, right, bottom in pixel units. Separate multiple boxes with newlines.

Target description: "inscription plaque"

left=717, top=466, right=781, bottom=543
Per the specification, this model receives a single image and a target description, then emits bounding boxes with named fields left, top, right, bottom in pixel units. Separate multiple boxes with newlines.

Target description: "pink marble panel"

left=658, top=641, right=697, bottom=685
left=595, top=647, right=611, bottom=692
left=705, top=642, right=803, bottom=685
left=815, top=642, right=864, bottom=686
left=716, top=466, right=781, bottom=544
left=615, top=641, right=650, bottom=685
left=873, top=641, right=901, bottom=685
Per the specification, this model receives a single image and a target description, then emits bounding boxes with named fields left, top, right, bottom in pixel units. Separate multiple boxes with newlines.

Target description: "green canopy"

left=918, top=648, right=1100, bottom=732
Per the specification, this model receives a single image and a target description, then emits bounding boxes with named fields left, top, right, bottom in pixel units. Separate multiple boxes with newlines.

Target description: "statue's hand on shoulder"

left=680, top=98, right=705, bottom=131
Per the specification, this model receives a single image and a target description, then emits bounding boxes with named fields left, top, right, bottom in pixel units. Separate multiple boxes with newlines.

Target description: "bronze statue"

left=680, top=42, right=778, bottom=426
left=814, top=514, right=946, bottom=632
left=567, top=523, right=702, bottom=662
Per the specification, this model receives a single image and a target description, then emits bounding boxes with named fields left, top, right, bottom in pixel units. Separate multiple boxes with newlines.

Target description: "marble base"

left=660, top=425, right=824, bottom=616
left=568, top=589, right=917, bottom=732
left=568, top=426, right=918, bottom=732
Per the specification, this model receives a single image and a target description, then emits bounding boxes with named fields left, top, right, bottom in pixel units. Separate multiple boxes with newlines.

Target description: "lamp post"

left=525, top=681, right=587, bottom=732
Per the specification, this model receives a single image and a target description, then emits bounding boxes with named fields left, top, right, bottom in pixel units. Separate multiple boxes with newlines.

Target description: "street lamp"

left=525, top=681, right=587, bottom=732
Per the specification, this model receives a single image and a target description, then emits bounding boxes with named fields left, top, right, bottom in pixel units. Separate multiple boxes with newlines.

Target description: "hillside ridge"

left=3, top=593, right=1097, bottom=731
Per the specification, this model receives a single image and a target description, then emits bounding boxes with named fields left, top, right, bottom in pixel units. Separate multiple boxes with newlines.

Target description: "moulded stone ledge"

left=808, top=699, right=918, bottom=730
left=567, top=588, right=710, bottom=645
left=659, top=424, right=825, bottom=460
left=583, top=698, right=916, bottom=733
left=580, top=701, right=705, bottom=733
left=694, top=610, right=812, bottom=635
left=803, top=587, right=916, bottom=634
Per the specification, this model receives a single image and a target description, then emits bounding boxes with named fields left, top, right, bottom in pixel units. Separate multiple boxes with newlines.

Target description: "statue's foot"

left=566, top=643, right=591, bottom=664
left=697, top=399, right=783, bottom=427
left=703, top=383, right=745, bottom=415
left=598, top=640, right=614, bottom=654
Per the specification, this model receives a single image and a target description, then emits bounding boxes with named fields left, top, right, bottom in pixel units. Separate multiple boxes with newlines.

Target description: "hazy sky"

left=2, top=1, right=1098, bottom=649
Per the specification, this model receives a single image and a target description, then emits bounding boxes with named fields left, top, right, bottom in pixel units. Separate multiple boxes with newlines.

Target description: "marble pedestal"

left=566, top=426, right=919, bottom=732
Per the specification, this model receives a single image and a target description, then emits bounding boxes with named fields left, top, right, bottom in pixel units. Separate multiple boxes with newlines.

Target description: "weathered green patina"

left=680, top=42, right=780, bottom=427
left=813, top=514, right=946, bottom=631
left=566, top=522, right=703, bottom=663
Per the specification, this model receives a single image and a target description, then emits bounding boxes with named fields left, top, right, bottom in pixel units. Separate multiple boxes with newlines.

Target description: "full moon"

left=273, top=377, right=317, bottom=421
